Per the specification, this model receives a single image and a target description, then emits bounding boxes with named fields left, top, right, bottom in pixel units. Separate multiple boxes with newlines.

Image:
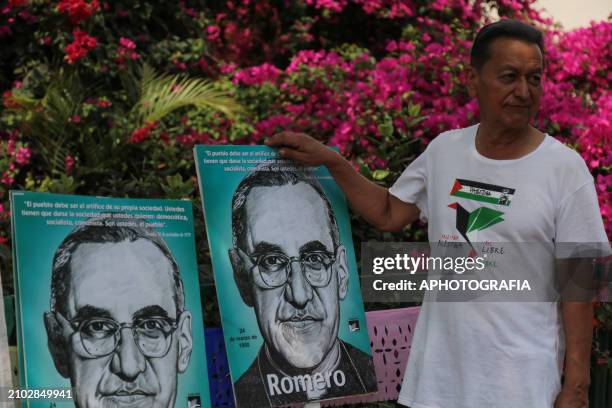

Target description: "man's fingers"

left=264, top=131, right=293, bottom=146
left=278, top=147, right=307, bottom=162
left=265, top=131, right=321, bottom=165
left=265, top=131, right=306, bottom=149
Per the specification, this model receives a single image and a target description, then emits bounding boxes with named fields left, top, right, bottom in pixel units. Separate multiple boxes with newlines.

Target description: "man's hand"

left=265, top=130, right=419, bottom=231
left=265, top=131, right=340, bottom=168
left=554, top=385, right=589, bottom=408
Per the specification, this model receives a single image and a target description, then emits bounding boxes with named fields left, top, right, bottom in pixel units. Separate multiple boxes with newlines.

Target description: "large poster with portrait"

left=194, top=145, right=377, bottom=407
left=10, top=191, right=211, bottom=408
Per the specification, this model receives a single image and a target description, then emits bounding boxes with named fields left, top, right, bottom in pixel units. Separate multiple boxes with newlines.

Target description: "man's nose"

left=284, top=260, right=314, bottom=308
left=513, top=77, right=529, bottom=99
left=110, top=328, right=147, bottom=382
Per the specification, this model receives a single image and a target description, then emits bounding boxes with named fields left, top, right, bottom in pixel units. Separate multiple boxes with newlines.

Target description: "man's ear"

left=228, top=248, right=253, bottom=307
left=177, top=311, right=193, bottom=373
left=334, top=245, right=349, bottom=301
left=466, top=65, right=478, bottom=98
left=43, top=311, right=70, bottom=378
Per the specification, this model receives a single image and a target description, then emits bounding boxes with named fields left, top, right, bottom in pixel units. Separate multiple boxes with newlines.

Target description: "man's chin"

left=98, top=394, right=159, bottom=408
left=280, top=319, right=322, bottom=340
left=499, top=113, right=533, bottom=130
left=274, top=322, right=333, bottom=367
left=276, top=341, right=327, bottom=368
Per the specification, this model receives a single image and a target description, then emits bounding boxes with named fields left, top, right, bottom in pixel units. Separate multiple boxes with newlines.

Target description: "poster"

left=194, top=145, right=377, bottom=407
left=10, top=191, right=211, bottom=408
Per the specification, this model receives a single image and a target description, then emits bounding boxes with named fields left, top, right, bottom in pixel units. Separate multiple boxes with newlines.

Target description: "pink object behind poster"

left=322, top=307, right=421, bottom=406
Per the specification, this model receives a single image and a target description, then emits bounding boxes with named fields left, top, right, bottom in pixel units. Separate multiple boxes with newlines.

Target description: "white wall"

left=536, top=0, right=611, bottom=29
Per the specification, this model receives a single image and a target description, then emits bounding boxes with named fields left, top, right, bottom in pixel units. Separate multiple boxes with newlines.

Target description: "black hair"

left=231, top=158, right=340, bottom=251
left=50, top=216, right=185, bottom=316
left=471, top=19, right=544, bottom=70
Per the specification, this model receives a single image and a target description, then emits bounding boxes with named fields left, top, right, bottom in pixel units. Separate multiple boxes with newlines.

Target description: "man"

left=228, top=159, right=377, bottom=407
left=43, top=218, right=194, bottom=408
left=266, top=20, right=608, bottom=408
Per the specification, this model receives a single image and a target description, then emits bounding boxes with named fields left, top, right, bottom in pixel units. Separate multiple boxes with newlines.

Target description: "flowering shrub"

left=57, top=0, right=99, bottom=25
left=0, top=129, right=29, bottom=196
left=0, top=0, right=610, bottom=384
left=593, top=300, right=612, bottom=379
left=64, top=28, right=97, bottom=64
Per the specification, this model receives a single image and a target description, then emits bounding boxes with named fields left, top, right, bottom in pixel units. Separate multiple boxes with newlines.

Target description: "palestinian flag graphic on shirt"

left=448, top=179, right=515, bottom=246
left=450, top=179, right=515, bottom=206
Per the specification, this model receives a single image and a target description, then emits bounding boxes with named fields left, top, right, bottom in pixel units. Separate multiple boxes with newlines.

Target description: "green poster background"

left=10, top=191, right=211, bottom=408
left=194, top=145, right=372, bottom=381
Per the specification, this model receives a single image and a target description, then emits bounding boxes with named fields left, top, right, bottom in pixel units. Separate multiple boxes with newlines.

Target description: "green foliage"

left=161, top=173, right=194, bottom=199
left=133, top=65, right=243, bottom=126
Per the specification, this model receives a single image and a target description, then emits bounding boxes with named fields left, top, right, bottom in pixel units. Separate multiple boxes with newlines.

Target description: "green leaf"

left=132, top=65, right=243, bottom=128
left=161, top=173, right=193, bottom=198
left=408, top=103, right=421, bottom=117
left=357, top=160, right=371, bottom=177
left=551, top=122, right=561, bottom=132
left=378, top=115, right=394, bottom=139
left=372, top=169, right=390, bottom=180
left=9, top=71, right=83, bottom=174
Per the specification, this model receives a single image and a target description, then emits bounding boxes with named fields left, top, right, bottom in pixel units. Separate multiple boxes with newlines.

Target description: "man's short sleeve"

left=389, top=149, right=429, bottom=221
left=554, top=180, right=611, bottom=258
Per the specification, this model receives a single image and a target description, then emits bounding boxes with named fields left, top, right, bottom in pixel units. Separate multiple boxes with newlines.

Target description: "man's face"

left=54, top=239, right=192, bottom=408
left=241, top=182, right=348, bottom=368
left=468, top=37, right=543, bottom=130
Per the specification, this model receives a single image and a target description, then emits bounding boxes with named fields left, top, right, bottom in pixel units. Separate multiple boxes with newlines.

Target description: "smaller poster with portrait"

left=194, top=145, right=377, bottom=407
left=10, top=191, right=211, bottom=408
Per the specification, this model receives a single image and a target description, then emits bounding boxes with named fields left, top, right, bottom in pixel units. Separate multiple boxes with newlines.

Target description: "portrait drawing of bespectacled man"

left=43, top=218, right=193, bottom=408
left=228, top=159, right=377, bottom=407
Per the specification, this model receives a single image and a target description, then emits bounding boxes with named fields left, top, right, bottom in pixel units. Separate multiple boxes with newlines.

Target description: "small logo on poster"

left=348, top=319, right=360, bottom=332
left=188, top=395, right=201, bottom=408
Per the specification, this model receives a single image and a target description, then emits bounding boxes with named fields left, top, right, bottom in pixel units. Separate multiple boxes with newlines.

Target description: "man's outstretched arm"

left=265, top=132, right=419, bottom=232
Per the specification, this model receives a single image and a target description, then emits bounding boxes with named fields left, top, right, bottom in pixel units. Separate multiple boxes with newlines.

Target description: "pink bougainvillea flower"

left=65, top=155, right=75, bottom=174
left=206, top=25, right=221, bottom=42
left=14, top=146, right=30, bottom=165
left=219, top=63, right=237, bottom=75
left=85, top=98, right=112, bottom=108
left=128, top=121, right=157, bottom=143
left=234, top=63, right=281, bottom=85
left=2, top=90, right=19, bottom=109
left=115, top=37, right=140, bottom=65
left=64, top=28, right=97, bottom=64
left=119, top=36, right=136, bottom=49
left=58, top=0, right=100, bottom=25
left=305, top=0, right=348, bottom=13
left=9, top=0, right=28, bottom=7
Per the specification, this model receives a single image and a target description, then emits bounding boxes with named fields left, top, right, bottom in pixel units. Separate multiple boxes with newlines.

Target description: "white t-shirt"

left=389, top=124, right=609, bottom=408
